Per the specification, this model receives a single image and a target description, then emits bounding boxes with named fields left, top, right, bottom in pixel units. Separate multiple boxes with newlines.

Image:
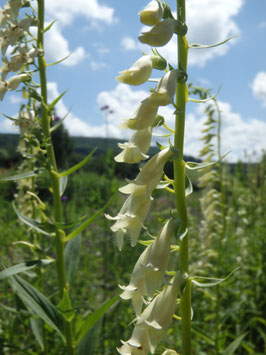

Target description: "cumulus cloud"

left=250, top=71, right=266, bottom=107
left=44, top=0, right=116, bottom=25
left=123, top=0, right=243, bottom=67
left=121, top=36, right=143, bottom=51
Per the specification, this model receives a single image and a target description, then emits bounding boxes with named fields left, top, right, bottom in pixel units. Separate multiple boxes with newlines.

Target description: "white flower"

left=118, top=272, right=185, bottom=355
left=106, top=185, right=151, bottom=250
left=116, top=56, right=153, bottom=86
left=0, top=81, right=8, bottom=101
left=6, top=73, right=30, bottom=90
left=107, top=148, right=174, bottom=249
left=139, top=0, right=164, bottom=26
left=115, top=126, right=152, bottom=164
left=148, top=70, right=178, bottom=106
left=120, top=219, right=178, bottom=315
left=138, top=18, right=177, bottom=47
left=121, top=98, right=159, bottom=130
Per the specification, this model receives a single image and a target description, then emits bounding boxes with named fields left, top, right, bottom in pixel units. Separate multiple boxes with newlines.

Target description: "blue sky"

left=1, top=0, right=266, bottom=162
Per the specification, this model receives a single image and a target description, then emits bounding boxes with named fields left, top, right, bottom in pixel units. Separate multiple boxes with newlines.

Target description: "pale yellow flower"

left=115, top=126, right=152, bottom=164
left=121, top=98, right=159, bottom=131
left=139, top=0, right=164, bottom=26
left=138, top=19, right=177, bottom=47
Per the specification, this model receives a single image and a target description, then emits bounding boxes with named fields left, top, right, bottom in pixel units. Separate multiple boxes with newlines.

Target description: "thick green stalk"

left=174, top=1, right=191, bottom=354
left=37, top=1, right=75, bottom=353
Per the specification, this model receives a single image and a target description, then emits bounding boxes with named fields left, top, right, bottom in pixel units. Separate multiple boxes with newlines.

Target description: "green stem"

left=37, top=1, right=75, bottom=354
left=174, top=1, right=191, bottom=354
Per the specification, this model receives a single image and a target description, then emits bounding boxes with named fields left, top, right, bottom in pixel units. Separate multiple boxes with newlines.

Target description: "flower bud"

left=139, top=0, right=164, bottom=26
left=116, top=55, right=153, bottom=86
left=138, top=18, right=176, bottom=47
left=114, top=126, right=152, bottom=164
left=121, top=98, right=158, bottom=130
left=148, top=70, right=178, bottom=106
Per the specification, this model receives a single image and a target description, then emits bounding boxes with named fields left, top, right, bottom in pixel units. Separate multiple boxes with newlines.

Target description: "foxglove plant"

left=110, top=1, right=234, bottom=354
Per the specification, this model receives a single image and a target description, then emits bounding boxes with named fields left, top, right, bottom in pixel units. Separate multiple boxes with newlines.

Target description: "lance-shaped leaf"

left=0, top=259, right=54, bottom=280
left=13, top=203, right=55, bottom=236
left=185, top=152, right=230, bottom=170
left=59, top=148, right=96, bottom=177
left=64, top=234, right=81, bottom=284
left=48, top=89, right=68, bottom=113
left=8, top=275, right=65, bottom=341
left=191, top=267, right=240, bottom=287
left=66, top=194, right=117, bottom=241
left=76, top=294, right=120, bottom=344
left=76, top=319, right=102, bottom=355
left=221, top=332, right=247, bottom=355
left=0, top=170, right=42, bottom=182
left=30, top=318, right=44, bottom=351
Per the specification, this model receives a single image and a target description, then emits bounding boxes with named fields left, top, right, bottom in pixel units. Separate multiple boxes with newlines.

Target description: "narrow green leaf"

left=192, top=327, right=215, bottom=345
left=64, top=234, right=81, bottom=284
left=0, top=111, right=17, bottom=121
left=13, top=203, right=55, bottom=236
left=76, top=319, right=102, bottom=355
left=0, top=259, right=53, bottom=280
left=44, top=19, right=56, bottom=33
left=46, top=53, right=71, bottom=66
left=8, top=275, right=65, bottom=341
left=221, top=332, right=248, bottom=355
left=156, top=181, right=170, bottom=189
left=0, top=170, right=41, bottom=182
left=50, top=109, right=71, bottom=133
left=189, top=35, right=237, bottom=49
left=59, top=148, right=96, bottom=177
left=30, top=318, right=44, bottom=351
left=57, top=289, right=75, bottom=322
left=192, top=267, right=240, bottom=288
left=66, top=193, right=117, bottom=241
left=48, top=89, right=68, bottom=113
left=76, top=294, right=120, bottom=344
left=185, top=152, right=230, bottom=170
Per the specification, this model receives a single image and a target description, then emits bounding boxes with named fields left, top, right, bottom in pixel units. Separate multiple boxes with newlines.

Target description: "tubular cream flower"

left=0, top=81, right=8, bottom=101
left=138, top=18, right=177, bottom=47
left=118, top=272, right=185, bottom=355
left=116, top=55, right=153, bottom=86
left=139, top=0, right=163, bottom=26
left=148, top=70, right=178, bottom=106
left=107, top=148, right=174, bottom=249
left=120, top=219, right=178, bottom=315
left=121, top=98, right=159, bottom=130
left=6, top=73, right=30, bottom=90
left=161, top=350, right=180, bottom=355
left=106, top=185, right=151, bottom=250
left=115, top=126, right=152, bottom=164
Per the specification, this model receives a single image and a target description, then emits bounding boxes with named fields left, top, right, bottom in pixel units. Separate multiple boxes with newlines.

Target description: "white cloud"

left=44, top=23, right=87, bottom=66
left=250, top=71, right=266, bottom=107
left=45, top=0, right=116, bottom=25
left=121, top=36, right=143, bottom=51
left=90, top=61, right=108, bottom=71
